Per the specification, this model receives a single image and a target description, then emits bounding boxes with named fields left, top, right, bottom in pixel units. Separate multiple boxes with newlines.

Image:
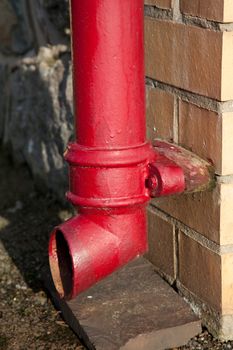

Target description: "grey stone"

left=3, top=46, right=73, bottom=198
left=42, top=0, right=70, bottom=34
left=0, top=0, right=18, bottom=54
left=0, top=0, right=68, bottom=55
left=0, top=65, right=8, bottom=140
left=0, top=0, right=72, bottom=199
left=0, top=0, right=34, bottom=55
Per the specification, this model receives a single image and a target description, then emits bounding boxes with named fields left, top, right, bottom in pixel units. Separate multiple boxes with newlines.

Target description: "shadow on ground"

left=0, top=148, right=61, bottom=292
left=0, top=149, right=84, bottom=349
left=1, top=150, right=233, bottom=350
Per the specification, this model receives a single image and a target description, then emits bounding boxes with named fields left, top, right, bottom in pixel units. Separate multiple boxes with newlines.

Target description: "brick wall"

left=145, top=0, right=233, bottom=339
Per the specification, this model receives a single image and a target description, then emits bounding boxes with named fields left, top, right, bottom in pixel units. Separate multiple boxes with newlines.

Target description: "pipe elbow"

left=49, top=207, right=147, bottom=300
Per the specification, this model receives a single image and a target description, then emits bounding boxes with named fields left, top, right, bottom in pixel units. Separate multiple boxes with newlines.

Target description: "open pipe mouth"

left=49, top=229, right=73, bottom=299
left=49, top=210, right=147, bottom=300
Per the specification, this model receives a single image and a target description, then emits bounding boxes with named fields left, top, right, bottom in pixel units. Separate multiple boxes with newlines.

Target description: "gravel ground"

left=179, top=331, right=233, bottom=350
left=0, top=148, right=233, bottom=350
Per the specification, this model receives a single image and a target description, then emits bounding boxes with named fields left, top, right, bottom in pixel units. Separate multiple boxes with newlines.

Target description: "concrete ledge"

left=46, top=257, right=201, bottom=350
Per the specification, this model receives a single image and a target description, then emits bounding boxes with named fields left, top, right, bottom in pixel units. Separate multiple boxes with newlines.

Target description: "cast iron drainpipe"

left=49, top=0, right=213, bottom=300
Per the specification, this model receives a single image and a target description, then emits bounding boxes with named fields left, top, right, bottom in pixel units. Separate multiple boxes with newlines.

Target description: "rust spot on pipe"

left=49, top=229, right=73, bottom=299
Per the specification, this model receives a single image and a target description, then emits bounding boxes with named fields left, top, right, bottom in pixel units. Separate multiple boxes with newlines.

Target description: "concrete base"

left=46, top=257, right=201, bottom=350
left=177, top=281, right=233, bottom=341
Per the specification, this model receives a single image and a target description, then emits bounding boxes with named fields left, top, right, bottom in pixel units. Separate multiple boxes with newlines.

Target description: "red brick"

left=180, top=0, right=233, bottom=23
left=145, top=18, right=222, bottom=100
left=180, top=0, right=224, bottom=22
left=179, top=101, right=233, bottom=176
left=146, top=87, right=174, bottom=141
left=147, top=207, right=176, bottom=281
left=179, top=231, right=221, bottom=311
left=144, top=0, right=172, bottom=9
left=153, top=185, right=221, bottom=244
left=154, top=183, right=233, bottom=246
left=179, top=232, right=233, bottom=316
left=179, top=100, right=222, bottom=174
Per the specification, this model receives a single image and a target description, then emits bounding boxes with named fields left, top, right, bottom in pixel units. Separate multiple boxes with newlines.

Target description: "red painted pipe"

left=49, top=207, right=147, bottom=299
left=72, top=0, right=146, bottom=148
left=48, top=0, right=192, bottom=300
left=48, top=0, right=216, bottom=303
left=49, top=0, right=156, bottom=300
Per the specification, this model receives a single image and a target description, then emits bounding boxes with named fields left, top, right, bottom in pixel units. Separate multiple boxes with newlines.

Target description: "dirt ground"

left=0, top=149, right=84, bottom=350
left=0, top=148, right=233, bottom=350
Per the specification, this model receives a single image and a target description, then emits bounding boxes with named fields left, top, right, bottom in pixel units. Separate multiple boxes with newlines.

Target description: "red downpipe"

left=73, top=0, right=146, bottom=148
left=49, top=0, right=152, bottom=299
left=49, top=0, right=185, bottom=300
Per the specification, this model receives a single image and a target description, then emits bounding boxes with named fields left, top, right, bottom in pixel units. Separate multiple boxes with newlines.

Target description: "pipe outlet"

left=49, top=207, right=147, bottom=300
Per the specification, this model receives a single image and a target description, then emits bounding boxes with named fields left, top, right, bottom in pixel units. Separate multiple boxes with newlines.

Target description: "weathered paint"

left=48, top=0, right=214, bottom=300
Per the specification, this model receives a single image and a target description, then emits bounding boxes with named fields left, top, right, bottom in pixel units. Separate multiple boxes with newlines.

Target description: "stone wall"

left=0, top=0, right=72, bottom=198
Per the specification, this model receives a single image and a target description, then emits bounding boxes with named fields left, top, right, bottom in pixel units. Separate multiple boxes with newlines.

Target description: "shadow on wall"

left=0, top=0, right=74, bottom=200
